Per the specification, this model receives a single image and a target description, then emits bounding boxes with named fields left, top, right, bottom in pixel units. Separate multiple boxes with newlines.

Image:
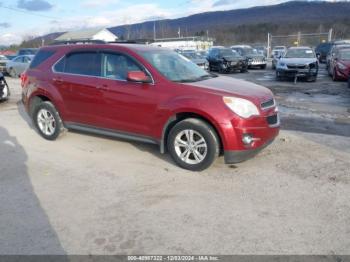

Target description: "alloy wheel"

left=37, top=109, right=56, bottom=136
left=174, top=129, right=208, bottom=165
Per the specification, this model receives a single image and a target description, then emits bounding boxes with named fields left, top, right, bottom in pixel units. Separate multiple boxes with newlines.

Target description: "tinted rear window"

left=54, top=52, right=101, bottom=77
left=29, top=50, right=55, bottom=69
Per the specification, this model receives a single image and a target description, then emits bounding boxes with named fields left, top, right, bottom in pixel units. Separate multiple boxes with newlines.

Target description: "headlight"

left=338, top=63, right=346, bottom=70
left=223, top=97, right=260, bottom=119
left=278, top=62, right=286, bottom=67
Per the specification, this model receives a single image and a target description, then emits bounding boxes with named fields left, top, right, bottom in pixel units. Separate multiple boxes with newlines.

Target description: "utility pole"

left=153, top=21, right=156, bottom=40
left=267, top=33, right=271, bottom=58
left=328, top=28, right=333, bottom=42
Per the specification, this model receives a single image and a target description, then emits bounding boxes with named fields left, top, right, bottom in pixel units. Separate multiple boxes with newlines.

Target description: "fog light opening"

left=242, top=134, right=254, bottom=145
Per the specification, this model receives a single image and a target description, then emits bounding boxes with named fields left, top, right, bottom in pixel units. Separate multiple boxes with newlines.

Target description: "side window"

left=30, top=50, right=55, bottom=69
left=102, top=52, right=143, bottom=81
left=23, top=56, right=31, bottom=63
left=54, top=52, right=101, bottom=77
left=14, top=57, right=23, bottom=63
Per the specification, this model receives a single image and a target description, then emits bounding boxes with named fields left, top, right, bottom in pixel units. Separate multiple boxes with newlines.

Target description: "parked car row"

left=0, top=48, right=38, bottom=78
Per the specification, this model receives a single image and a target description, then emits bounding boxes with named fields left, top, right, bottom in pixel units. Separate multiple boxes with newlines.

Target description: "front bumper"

left=219, top=108, right=280, bottom=164
left=277, top=68, right=318, bottom=78
left=222, top=61, right=247, bottom=72
left=224, top=138, right=275, bottom=164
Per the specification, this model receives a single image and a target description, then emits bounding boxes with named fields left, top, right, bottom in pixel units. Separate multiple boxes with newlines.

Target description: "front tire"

left=33, top=101, right=63, bottom=140
left=167, top=118, right=220, bottom=171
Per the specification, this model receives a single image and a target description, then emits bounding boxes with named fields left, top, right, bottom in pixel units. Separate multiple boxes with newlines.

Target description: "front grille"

left=267, top=114, right=278, bottom=125
left=287, top=64, right=307, bottom=69
left=261, top=99, right=275, bottom=109
left=0, top=62, right=6, bottom=67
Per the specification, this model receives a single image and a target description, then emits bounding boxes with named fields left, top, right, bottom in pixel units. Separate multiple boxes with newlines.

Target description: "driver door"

left=97, top=51, right=158, bottom=137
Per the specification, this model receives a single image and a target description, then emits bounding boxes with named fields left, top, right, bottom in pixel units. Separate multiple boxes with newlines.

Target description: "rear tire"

left=167, top=118, right=220, bottom=171
left=260, top=64, right=267, bottom=70
left=33, top=101, right=63, bottom=141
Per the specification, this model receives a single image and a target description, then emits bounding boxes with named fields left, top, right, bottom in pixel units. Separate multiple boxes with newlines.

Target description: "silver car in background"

left=5, top=55, right=34, bottom=78
left=0, top=55, right=9, bottom=74
left=276, top=47, right=318, bottom=82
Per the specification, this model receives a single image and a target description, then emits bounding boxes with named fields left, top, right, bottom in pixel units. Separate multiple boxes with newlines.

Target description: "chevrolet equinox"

left=22, top=43, right=280, bottom=171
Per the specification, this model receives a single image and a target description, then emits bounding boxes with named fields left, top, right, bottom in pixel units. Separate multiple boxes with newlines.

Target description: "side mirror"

left=127, top=71, right=152, bottom=83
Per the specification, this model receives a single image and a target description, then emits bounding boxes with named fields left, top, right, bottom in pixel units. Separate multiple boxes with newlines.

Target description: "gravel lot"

left=0, top=64, right=350, bottom=255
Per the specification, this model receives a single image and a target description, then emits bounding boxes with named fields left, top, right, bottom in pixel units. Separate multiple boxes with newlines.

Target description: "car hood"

left=222, top=56, right=243, bottom=62
left=279, top=58, right=317, bottom=64
left=185, top=76, right=273, bottom=104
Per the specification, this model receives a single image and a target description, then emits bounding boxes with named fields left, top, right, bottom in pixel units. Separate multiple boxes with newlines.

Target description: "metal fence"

left=267, top=29, right=333, bottom=57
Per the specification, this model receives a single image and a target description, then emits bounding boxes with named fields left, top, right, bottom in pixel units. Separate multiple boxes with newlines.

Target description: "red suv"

left=22, top=43, right=279, bottom=171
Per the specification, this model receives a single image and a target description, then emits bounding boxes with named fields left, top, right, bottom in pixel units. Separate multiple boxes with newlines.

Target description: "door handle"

left=53, top=78, right=63, bottom=84
left=97, top=84, right=109, bottom=91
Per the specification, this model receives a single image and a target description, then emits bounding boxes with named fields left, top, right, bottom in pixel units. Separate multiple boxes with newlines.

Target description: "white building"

left=55, top=28, right=118, bottom=43
left=150, top=37, right=214, bottom=51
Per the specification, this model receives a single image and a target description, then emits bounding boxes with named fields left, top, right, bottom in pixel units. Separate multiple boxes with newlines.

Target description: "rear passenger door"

left=52, top=51, right=105, bottom=125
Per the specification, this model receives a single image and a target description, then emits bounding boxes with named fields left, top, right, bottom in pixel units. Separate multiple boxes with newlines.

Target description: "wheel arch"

left=28, top=94, right=59, bottom=118
left=160, top=111, right=224, bottom=155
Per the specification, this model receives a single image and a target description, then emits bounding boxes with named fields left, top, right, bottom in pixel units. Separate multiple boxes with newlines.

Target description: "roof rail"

left=50, top=40, right=107, bottom=45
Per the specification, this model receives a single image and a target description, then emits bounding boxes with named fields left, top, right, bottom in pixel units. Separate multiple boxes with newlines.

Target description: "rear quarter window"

left=29, top=50, right=55, bottom=69
left=53, top=52, right=101, bottom=77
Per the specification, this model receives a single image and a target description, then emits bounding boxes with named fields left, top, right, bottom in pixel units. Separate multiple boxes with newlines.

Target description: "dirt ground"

left=0, top=64, right=350, bottom=255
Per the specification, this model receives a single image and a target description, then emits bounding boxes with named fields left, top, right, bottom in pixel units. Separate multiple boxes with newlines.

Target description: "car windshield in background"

left=140, top=50, right=213, bottom=83
left=220, top=49, right=238, bottom=57
left=182, top=52, right=202, bottom=59
left=339, top=50, right=350, bottom=60
left=242, top=48, right=257, bottom=55
left=285, top=49, right=315, bottom=58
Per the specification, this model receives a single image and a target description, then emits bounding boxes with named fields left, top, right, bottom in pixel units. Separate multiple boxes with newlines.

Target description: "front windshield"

left=220, top=49, right=239, bottom=57
left=0, top=55, right=7, bottom=60
left=284, top=49, right=315, bottom=58
left=339, top=50, right=350, bottom=60
left=242, top=48, right=257, bottom=55
left=140, top=50, right=213, bottom=82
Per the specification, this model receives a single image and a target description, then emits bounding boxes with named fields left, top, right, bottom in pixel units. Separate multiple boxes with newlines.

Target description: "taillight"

left=21, top=71, right=28, bottom=88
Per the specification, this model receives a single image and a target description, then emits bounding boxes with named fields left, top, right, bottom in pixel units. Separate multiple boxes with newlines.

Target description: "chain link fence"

left=267, top=30, right=333, bottom=57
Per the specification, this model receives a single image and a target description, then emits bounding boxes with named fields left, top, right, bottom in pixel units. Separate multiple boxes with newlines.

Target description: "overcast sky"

left=0, top=0, right=340, bottom=45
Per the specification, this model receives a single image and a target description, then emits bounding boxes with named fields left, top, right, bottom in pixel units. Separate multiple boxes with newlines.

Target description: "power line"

left=0, top=5, right=60, bottom=20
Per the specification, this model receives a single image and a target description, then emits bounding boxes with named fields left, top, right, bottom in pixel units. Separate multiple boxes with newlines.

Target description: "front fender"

left=156, top=96, right=233, bottom=154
